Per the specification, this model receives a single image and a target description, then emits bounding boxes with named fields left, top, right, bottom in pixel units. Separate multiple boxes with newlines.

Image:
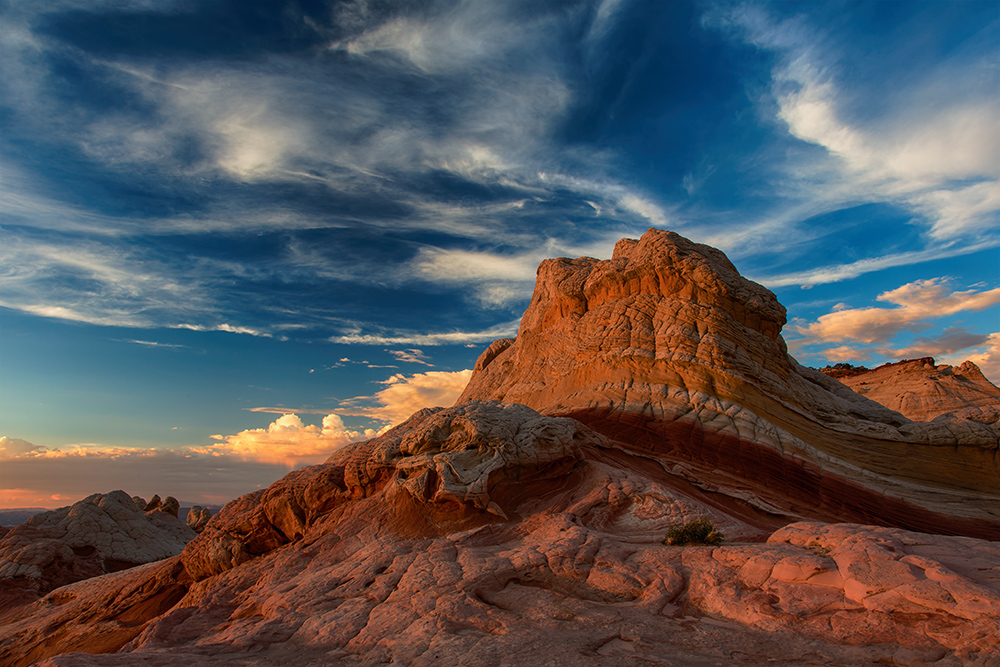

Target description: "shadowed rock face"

left=821, top=358, right=1000, bottom=422
left=458, top=229, right=1000, bottom=539
left=2, top=402, right=998, bottom=667
left=0, top=491, right=195, bottom=610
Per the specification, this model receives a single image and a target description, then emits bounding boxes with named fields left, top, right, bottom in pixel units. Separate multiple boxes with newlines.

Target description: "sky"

left=1, top=0, right=998, bottom=510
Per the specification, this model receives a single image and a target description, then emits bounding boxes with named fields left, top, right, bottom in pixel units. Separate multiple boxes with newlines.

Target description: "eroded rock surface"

left=1, top=404, right=997, bottom=666
left=185, top=507, right=212, bottom=533
left=0, top=490, right=195, bottom=610
left=459, top=229, right=1000, bottom=538
left=821, top=358, right=1000, bottom=422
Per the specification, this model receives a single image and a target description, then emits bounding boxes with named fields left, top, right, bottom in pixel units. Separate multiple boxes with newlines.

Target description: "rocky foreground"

left=1, top=229, right=998, bottom=666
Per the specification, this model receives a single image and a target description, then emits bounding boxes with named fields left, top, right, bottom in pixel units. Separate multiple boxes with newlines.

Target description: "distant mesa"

left=819, top=357, right=1000, bottom=422
left=1, top=229, right=998, bottom=666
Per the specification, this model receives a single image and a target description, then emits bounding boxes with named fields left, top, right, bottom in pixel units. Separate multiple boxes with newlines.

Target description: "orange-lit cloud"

left=794, top=279, right=1000, bottom=344
left=791, top=278, right=1000, bottom=383
left=0, top=488, right=55, bottom=509
left=338, top=369, right=473, bottom=425
left=198, top=413, right=379, bottom=466
left=1, top=369, right=475, bottom=510
left=938, top=333, right=1000, bottom=381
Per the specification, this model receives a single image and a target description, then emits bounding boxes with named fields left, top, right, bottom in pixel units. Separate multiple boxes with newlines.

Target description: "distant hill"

left=0, top=509, right=48, bottom=527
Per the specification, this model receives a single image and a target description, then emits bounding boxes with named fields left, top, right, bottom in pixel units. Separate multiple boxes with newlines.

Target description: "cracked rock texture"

left=0, top=491, right=195, bottom=610
left=3, top=231, right=999, bottom=666
left=459, top=229, right=1000, bottom=539
left=1, top=403, right=998, bottom=666
left=822, top=357, right=1000, bottom=423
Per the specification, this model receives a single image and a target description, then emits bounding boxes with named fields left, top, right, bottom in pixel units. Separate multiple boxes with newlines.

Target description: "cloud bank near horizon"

left=0, top=368, right=472, bottom=509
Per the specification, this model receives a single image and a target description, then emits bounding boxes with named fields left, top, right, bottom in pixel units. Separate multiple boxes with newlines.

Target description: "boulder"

left=185, top=506, right=212, bottom=533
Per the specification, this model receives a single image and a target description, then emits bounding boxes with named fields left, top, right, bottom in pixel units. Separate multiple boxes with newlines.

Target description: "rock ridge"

left=459, top=228, right=1000, bottom=539
left=820, top=357, right=1000, bottom=422
left=2, top=402, right=998, bottom=666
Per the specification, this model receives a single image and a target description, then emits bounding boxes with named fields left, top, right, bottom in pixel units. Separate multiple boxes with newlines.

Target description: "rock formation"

left=0, top=491, right=196, bottom=611
left=820, top=358, right=1000, bottom=422
left=2, top=230, right=998, bottom=666
left=459, top=229, right=1000, bottom=539
left=185, top=506, right=212, bottom=533
left=2, top=403, right=998, bottom=666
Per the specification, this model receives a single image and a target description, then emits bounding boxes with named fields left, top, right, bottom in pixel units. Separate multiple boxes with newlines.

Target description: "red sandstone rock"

left=3, top=232, right=999, bottom=666
left=1, top=403, right=997, bottom=666
left=821, top=357, right=1000, bottom=422
left=459, top=229, right=1000, bottom=539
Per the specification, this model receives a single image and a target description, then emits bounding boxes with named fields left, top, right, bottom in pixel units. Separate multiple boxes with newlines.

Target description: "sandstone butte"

left=1, top=229, right=998, bottom=667
left=820, top=358, right=1000, bottom=423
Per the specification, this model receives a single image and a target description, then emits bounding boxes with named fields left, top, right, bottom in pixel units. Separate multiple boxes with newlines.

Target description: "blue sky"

left=1, top=0, right=998, bottom=508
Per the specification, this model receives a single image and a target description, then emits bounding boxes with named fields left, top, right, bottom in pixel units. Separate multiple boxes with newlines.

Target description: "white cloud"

left=199, top=413, right=377, bottom=466
left=728, top=7, right=1000, bottom=243
left=618, top=193, right=670, bottom=228
left=330, top=320, right=520, bottom=346
left=174, top=323, right=273, bottom=337
left=332, top=3, right=539, bottom=76
left=338, top=369, right=473, bottom=425
left=756, top=240, right=1000, bottom=289
left=388, top=349, right=432, bottom=366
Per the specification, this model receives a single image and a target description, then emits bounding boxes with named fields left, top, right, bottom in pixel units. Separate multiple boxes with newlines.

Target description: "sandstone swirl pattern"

left=0, top=402, right=997, bottom=666
left=2, top=230, right=999, bottom=666
left=459, top=229, right=1000, bottom=539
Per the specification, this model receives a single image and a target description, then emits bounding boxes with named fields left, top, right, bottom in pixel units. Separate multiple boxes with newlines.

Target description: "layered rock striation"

left=821, top=358, right=1000, bottom=422
left=2, top=403, right=998, bottom=666
left=459, top=229, right=1000, bottom=539
left=3, top=230, right=999, bottom=666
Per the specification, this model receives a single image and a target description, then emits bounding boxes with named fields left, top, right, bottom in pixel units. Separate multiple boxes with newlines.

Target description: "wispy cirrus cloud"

left=704, top=4, right=1000, bottom=286
left=388, top=349, right=432, bottom=366
left=329, top=320, right=520, bottom=346
left=0, top=0, right=661, bottom=338
left=755, top=241, right=1000, bottom=289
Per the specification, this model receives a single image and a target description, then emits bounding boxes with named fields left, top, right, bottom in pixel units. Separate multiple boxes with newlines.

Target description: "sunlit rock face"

left=459, top=229, right=1000, bottom=539
left=2, top=402, right=998, bottom=666
left=0, top=491, right=195, bottom=610
left=821, top=358, right=1000, bottom=423
left=3, top=231, right=1000, bottom=667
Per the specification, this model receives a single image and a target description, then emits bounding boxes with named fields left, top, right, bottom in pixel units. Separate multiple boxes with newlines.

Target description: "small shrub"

left=663, top=518, right=724, bottom=546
